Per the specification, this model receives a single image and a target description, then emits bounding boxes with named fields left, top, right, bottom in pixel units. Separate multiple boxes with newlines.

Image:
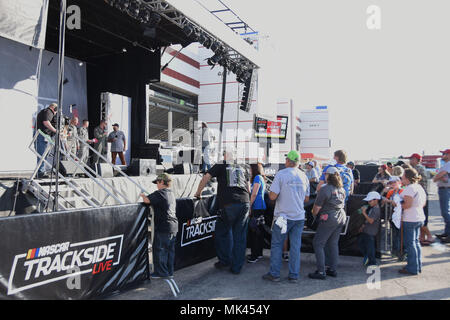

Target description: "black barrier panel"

left=355, top=165, right=379, bottom=183
left=354, top=182, right=384, bottom=195
left=0, top=204, right=149, bottom=300
left=260, top=193, right=377, bottom=257
left=174, top=197, right=218, bottom=270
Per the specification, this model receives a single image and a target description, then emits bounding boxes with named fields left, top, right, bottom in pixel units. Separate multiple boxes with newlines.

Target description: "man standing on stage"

left=77, top=119, right=94, bottom=164
left=66, top=117, right=80, bottom=157
left=108, top=123, right=127, bottom=165
left=35, top=103, right=58, bottom=178
left=93, top=120, right=108, bottom=164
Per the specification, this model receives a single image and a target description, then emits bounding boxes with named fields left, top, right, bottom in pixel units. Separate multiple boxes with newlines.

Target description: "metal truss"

left=104, top=0, right=258, bottom=75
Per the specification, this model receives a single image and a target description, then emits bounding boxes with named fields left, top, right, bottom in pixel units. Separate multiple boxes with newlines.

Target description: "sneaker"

left=435, top=233, right=448, bottom=239
left=262, top=273, right=281, bottom=282
left=325, top=268, right=337, bottom=277
left=308, top=271, right=326, bottom=280
left=441, top=237, right=450, bottom=244
left=398, top=268, right=417, bottom=276
left=150, top=273, right=169, bottom=279
left=247, top=256, right=260, bottom=263
left=363, top=257, right=369, bottom=266
left=214, top=261, right=230, bottom=270
left=287, top=277, right=298, bottom=283
left=37, top=172, right=50, bottom=179
left=282, top=253, right=289, bottom=262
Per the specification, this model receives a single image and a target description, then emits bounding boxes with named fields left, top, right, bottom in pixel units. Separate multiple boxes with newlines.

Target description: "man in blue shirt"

left=318, top=150, right=354, bottom=201
left=262, top=150, right=310, bottom=283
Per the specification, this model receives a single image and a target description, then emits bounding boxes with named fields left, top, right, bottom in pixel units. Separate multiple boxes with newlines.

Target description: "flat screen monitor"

left=254, top=116, right=288, bottom=140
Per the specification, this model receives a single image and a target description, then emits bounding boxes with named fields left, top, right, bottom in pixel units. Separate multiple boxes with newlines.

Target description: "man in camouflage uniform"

left=93, top=120, right=108, bottom=164
left=66, top=117, right=79, bottom=157
left=77, top=119, right=93, bottom=165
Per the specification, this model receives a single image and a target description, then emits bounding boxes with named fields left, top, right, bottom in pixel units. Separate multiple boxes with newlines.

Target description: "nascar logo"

left=181, top=216, right=216, bottom=247
left=7, top=235, right=123, bottom=295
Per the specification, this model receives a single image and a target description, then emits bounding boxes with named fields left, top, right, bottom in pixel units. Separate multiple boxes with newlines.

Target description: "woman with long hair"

left=308, top=167, right=347, bottom=279
left=399, top=168, right=427, bottom=275
left=247, top=163, right=267, bottom=263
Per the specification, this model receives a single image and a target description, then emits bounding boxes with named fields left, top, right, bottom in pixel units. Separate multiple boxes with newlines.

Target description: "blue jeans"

left=269, top=219, right=305, bottom=279
left=358, top=233, right=376, bottom=265
left=215, top=202, right=250, bottom=273
left=391, top=223, right=402, bottom=256
left=153, top=232, right=177, bottom=277
left=36, top=134, right=48, bottom=174
left=438, top=187, right=450, bottom=235
left=403, top=221, right=423, bottom=274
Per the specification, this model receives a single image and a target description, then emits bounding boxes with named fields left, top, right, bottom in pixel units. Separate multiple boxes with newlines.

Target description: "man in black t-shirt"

left=35, top=103, right=58, bottom=178
left=194, top=149, right=250, bottom=274
left=141, top=173, right=178, bottom=279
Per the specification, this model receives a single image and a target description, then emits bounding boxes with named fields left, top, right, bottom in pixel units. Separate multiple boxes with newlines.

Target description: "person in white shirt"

left=399, top=168, right=427, bottom=275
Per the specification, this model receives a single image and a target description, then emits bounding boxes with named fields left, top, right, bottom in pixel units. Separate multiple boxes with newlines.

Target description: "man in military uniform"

left=66, top=117, right=80, bottom=157
left=93, top=120, right=108, bottom=164
left=77, top=119, right=93, bottom=164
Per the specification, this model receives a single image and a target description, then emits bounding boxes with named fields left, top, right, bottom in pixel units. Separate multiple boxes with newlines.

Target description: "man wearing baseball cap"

left=408, top=153, right=433, bottom=245
left=262, top=150, right=310, bottom=282
left=305, top=161, right=319, bottom=183
left=433, top=149, right=450, bottom=242
left=140, top=173, right=178, bottom=279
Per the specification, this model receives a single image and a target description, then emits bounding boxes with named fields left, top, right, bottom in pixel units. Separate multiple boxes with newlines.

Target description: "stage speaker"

left=174, top=163, right=193, bottom=175
left=59, top=161, right=83, bottom=177
left=130, top=159, right=157, bottom=176
left=96, top=163, right=113, bottom=178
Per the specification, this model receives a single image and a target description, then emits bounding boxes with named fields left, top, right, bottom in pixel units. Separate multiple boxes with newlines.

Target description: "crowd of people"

left=143, top=147, right=450, bottom=282
left=35, top=103, right=127, bottom=178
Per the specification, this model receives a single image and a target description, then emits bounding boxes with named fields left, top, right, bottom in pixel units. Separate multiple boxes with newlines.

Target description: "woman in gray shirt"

left=309, top=167, right=347, bottom=280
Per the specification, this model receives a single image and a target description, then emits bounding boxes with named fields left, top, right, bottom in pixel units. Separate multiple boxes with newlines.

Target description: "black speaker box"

left=355, top=165, right=379, bottom=183
left=174, top=163, right=193, bottom=175
left=131, top=159, right=157, bottom=176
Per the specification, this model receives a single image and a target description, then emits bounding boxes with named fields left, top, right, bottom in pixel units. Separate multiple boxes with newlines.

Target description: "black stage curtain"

left=86, top=47, right=160, bottom=158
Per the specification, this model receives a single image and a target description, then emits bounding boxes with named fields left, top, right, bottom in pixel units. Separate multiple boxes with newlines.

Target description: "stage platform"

left=0, top=173, right=212, bottom=216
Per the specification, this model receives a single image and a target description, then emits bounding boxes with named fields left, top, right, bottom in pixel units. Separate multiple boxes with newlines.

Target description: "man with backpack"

left=317, top=150, right=354, bottom=202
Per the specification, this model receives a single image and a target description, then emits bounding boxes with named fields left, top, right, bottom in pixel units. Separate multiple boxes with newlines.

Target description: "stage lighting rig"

left=113, top=0, right=130, bottom=11
left=182, top=24, right=194, bottom=37
left=148, top=11, right=162, bottom=26
left=198, top=32, right=207, bottom=45
left=202, top=37, right=212, bottom=49
left=138, top=8, right=151, bottom=23
left=128, top=1, right=140, bottom=19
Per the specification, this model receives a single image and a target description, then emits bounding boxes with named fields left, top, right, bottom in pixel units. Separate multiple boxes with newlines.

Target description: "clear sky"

left=212, top=0, right=449, bottom=161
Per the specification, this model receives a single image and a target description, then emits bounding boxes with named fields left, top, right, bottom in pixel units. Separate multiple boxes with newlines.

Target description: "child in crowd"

left=358, top=191, right=382, bottom=266
left=383, top=176, right=405, bottom=260
left=141, top=173, right=178, bottom=279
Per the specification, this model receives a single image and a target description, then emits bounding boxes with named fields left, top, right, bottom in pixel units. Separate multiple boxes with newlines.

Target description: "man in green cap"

left=140, top=173, right=178, bottom=279
left=262, top=150, right=310, bottom=282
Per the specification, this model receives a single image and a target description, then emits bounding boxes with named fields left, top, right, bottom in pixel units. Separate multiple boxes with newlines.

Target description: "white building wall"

left=298, top=107, right=331, bottom=159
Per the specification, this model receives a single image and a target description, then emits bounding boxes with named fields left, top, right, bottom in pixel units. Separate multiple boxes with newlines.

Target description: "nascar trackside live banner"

left=174, top=196, right=218, bottom=270
left=0, top=204, right=150, bottom=300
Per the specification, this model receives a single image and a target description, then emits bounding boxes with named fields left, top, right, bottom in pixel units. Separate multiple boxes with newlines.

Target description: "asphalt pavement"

left=108, top=183, right=450, bottom=300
